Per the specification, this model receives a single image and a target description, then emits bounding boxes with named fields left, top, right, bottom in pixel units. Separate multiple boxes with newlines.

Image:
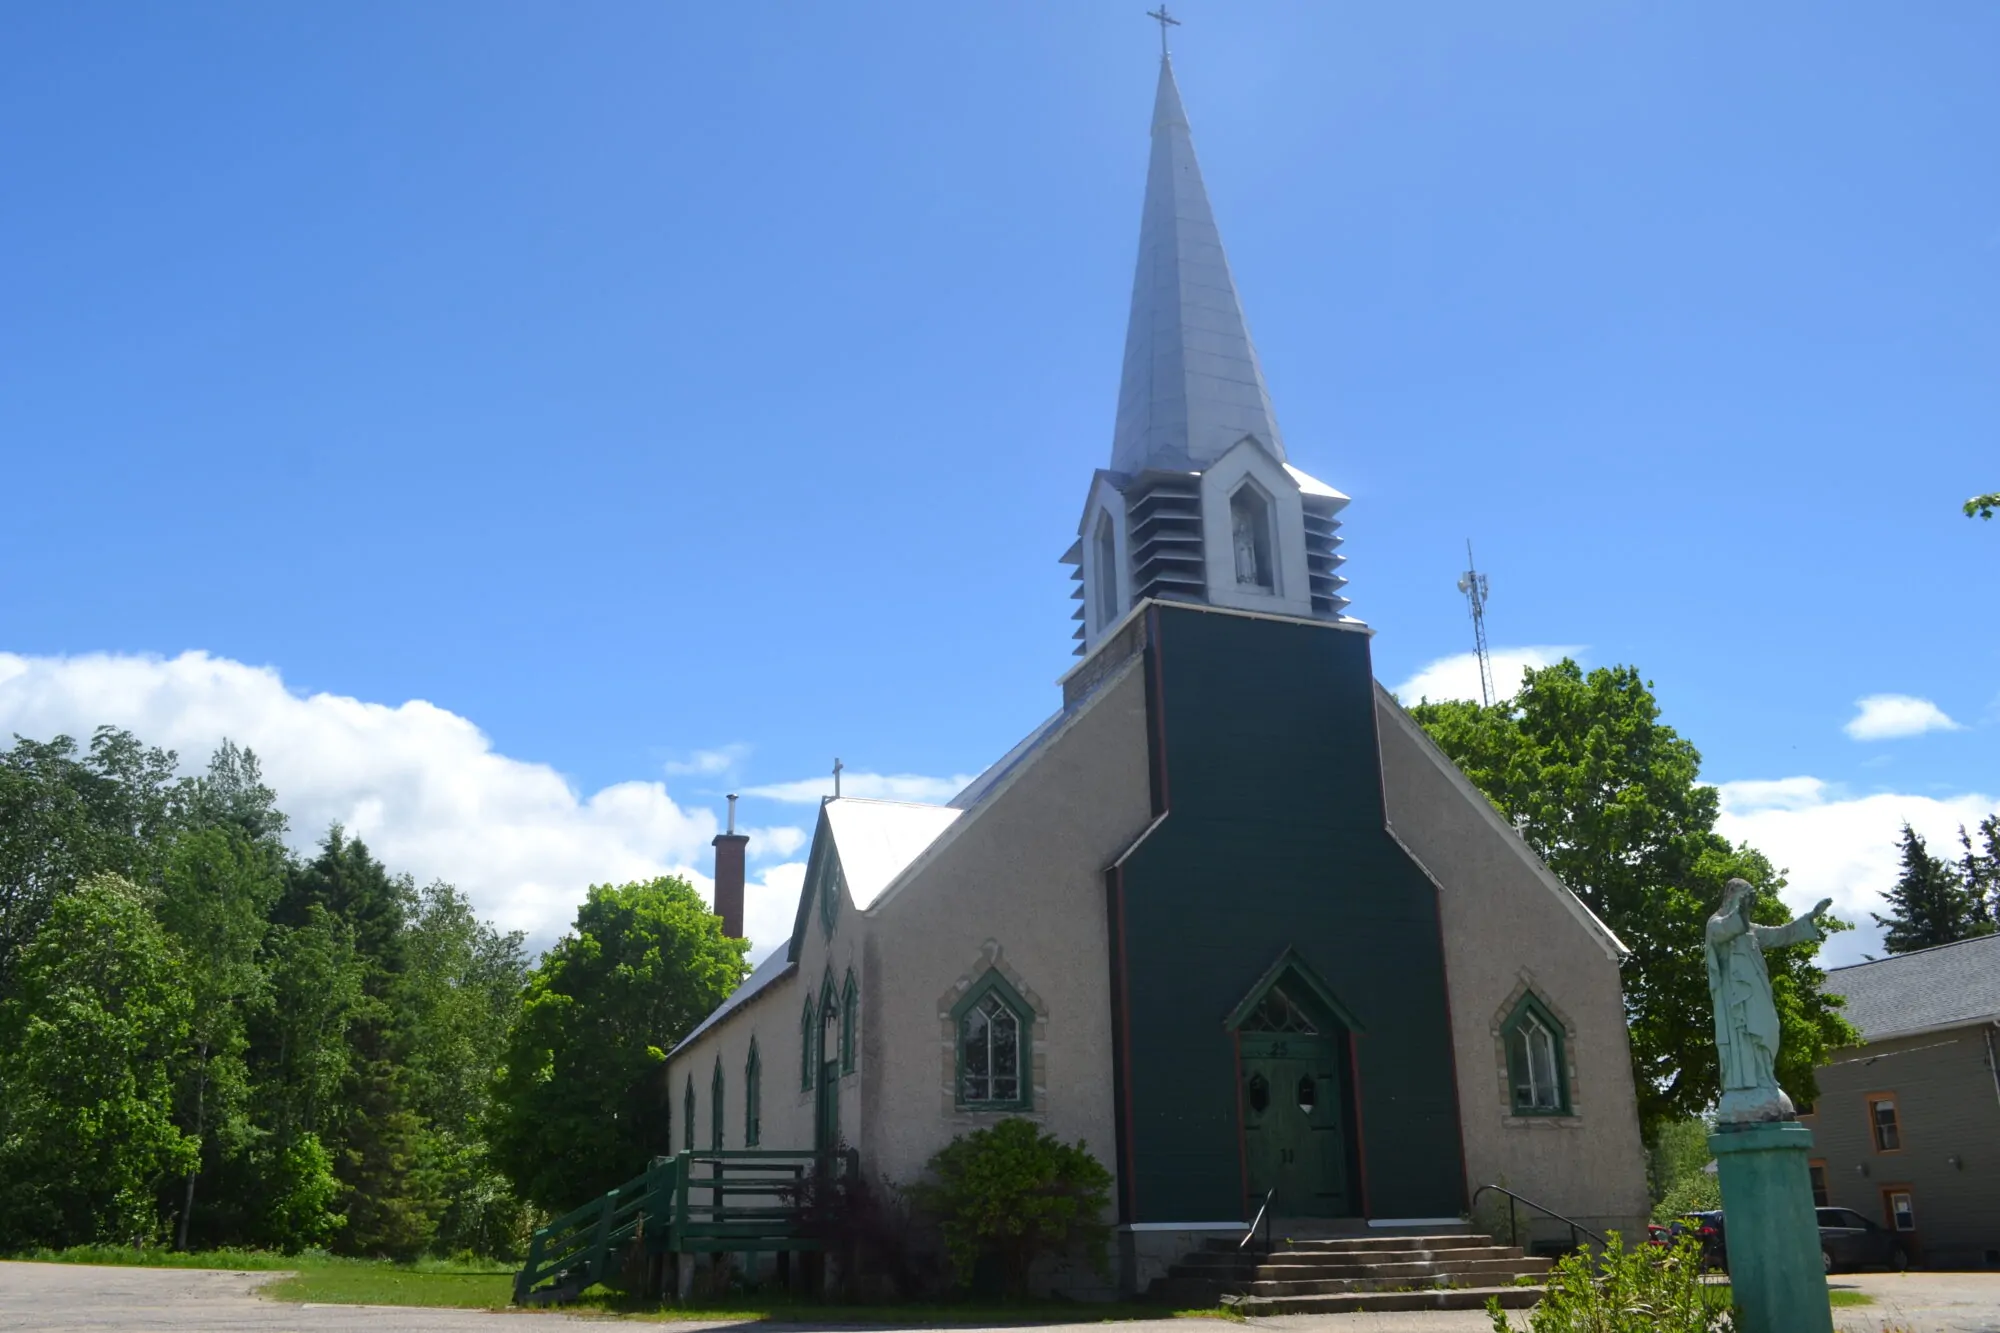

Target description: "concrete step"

left=1274, top=1234, right=1505, bottom=1253
left=1172, top=1245, right=1532, bottom=1275
left=1240, top=1248, right=1552, bottom=1280
left=1226, top=1284, right=1545, bottom=1315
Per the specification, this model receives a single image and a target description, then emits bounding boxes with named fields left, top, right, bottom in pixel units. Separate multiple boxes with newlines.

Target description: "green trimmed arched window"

left=840, top=970, right=859, bottom=1074
left=710, top=1057, right=725, bottom=1150
left=1502, top=993, right=1569, bottom=1116
left=800, top=998, right=816, bottom=1090
left=951, top=969, right=1033, bottom=1111
left=744, top=1038, right=762, bottom=1147
left=683, top=1074, right=695, bottom=1151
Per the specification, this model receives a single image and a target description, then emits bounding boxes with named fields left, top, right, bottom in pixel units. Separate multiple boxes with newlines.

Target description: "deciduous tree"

left=0, top=875, right=198, bottom=1248
left=1409, top=660, right=1856, bottom=1129
left=488, top=877, right=746, bottom=1212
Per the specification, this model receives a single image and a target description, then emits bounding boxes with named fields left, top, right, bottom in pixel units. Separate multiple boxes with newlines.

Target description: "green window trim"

left=710, top=1057, right=725, bottom=1150
left=1501, top=992, right=1571, bottom=1116
left=800, top=999, right=816, bottom=1090
left=683, top=1075, right=695, bottom=1151
left=819, top=859, right=844, bottom=938
left=745, top=1038, right=762, bottom=1147
left=840, top=970, right=859, bottom=1074
left=950, top=968, right=1034, bottom=1112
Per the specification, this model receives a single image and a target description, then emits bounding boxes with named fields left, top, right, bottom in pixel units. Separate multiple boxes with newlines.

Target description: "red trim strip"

left=1109, top=864, right=1139, bottom=1221
left=1231, top=1028, right=1249, bottom=1219
left=1348, top=1035, right=1371, bottom=1218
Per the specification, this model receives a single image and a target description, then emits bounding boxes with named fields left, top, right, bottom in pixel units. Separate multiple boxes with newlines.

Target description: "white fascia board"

left=1842, top=1014, right=2000, bottom=1048
left=866, top=652, right=1150, bottom=917
left=1283, top=462, right=1350, bottom=506
left=1375, top=682, right=1627, bottom=961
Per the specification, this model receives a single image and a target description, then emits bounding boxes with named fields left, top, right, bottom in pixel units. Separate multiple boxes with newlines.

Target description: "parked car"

left=1674, top=1210, right=1728, bottom=1270
left=1816, top=1207, right=1910, bottom=1274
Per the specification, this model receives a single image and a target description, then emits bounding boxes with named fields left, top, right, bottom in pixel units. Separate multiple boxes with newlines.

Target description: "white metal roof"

left=823, top=797, right=965, bottom=909
left=1110, top=56, right=1287, bottom=476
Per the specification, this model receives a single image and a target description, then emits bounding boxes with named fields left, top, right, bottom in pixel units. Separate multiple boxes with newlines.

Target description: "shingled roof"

left=1821, top=933, right=2000, bottom=1043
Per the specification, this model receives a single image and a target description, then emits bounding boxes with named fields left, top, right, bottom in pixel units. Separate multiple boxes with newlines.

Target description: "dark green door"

left=1242, top=1033, right=1348, bottom=1217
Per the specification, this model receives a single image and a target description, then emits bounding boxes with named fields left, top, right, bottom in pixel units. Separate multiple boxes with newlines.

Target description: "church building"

left=665, top=52, right=1649, bottom=1296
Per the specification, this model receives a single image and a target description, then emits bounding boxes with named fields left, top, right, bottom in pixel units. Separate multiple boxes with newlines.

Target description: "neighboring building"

left=1807, top=935, right=2000, bottom=1269
left=663, top=52, right=1650, bottom=1297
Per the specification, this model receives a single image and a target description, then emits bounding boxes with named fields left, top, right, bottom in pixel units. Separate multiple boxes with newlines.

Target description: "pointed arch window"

left=1093, top=510, right=1119, bottom=629
left=840, top=970, right=859, bottom=1075
left=744, top=1038, right=762, bottom=1147
left=951, top=970, right=1033, bottom=1111
left=1228, top=482, right=1275, bottom=592
left=710, top=1057, right=725, bottom=1150
left=683, top=1074, right=695, bottom=1152
left=819, top=972, right=841, bottom=1083
left=1502, top=993, right=1570, bottom=1116
left=800, top=999, right=816, bottom=1090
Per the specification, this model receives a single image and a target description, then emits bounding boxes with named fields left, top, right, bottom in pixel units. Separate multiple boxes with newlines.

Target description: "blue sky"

left=2, top=2, right=1993, bottom=963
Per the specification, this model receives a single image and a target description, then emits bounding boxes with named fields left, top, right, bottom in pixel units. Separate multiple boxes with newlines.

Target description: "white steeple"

left=1110, top=56, right=1286, bottom=476
left=1063, top=53, right=1351, bottom=658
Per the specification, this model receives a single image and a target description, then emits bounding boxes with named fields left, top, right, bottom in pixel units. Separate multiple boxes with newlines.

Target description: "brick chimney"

left=712, top=793, right=748, bottom=939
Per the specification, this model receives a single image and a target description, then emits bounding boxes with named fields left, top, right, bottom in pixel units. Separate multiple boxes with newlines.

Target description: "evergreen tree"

left=1874, top=823, right=1991, bottom=953
left=279, top=829, right=437, bottom=1257
left=1959, top=816, right=2000, bottom=927
left=0, top=875, right=198, bottom=1248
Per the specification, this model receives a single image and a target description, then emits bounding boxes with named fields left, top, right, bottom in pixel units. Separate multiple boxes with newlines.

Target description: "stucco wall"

left=1804, top=1025, right=2000, bottom=1266
left=1373, top=687, right=1649, bottom=1240
left=665, top=963, right=812, bottom=1162
left=859, top=656, right=1153, bottom=1196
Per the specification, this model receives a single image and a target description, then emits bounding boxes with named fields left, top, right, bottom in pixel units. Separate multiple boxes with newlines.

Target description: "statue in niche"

left=1231, top=505, right=1262, bottom=586
left=1705, top=877, right=1832, bottom=1125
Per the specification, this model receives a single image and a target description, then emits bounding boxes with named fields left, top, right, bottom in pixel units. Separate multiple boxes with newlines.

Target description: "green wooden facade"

left=1108, top=604, right=1466, bottom=1223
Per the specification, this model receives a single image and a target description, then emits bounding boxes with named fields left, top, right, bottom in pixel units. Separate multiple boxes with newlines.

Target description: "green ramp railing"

left=513, top=1148, right=857, bottom=1306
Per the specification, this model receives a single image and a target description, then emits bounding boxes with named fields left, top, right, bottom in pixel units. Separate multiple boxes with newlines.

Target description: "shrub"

left=1489, top=1232, right=1730, bottom=1333
left=908, top=1118, right=1112, bottom=1298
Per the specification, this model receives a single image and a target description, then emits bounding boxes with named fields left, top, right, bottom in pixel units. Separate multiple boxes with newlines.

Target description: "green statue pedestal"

left=1708, top=1121, right=1831, bottom=1333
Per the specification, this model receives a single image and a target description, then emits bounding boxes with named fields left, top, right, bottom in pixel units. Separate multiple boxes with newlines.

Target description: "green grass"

left=1702, top=1282, right=1874, bottom=1312
left=259, top=1265, right=515, bottom=1309
left=6, top=1247, right=517, bottom=1311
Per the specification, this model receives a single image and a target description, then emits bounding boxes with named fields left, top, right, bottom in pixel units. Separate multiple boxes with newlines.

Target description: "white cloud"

left=743, top=771, right=977, bottom=805
left=1713, top=777, right=1997, bottom=966
left=1843, top=694, right=1963, bottom=741
left=0, top=650, right=796, bottom=954
left=1391, top=646, right=1583, bottom=706
left=663, top=744, right=749, bottom=777
left=744, top=825, right=808, bottom=862
left=680, top=860, right=806, bottom=965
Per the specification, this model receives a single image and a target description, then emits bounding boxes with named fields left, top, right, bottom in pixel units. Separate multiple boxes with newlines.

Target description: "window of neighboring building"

left=744, top=1039, right=762, bottom=1147
left=1093, top=511, right=1118, bottom=629
left=1883, top=1189, right=1915, bottom=1233
left=800, top=999, right=816, bottom=1091
left=710, top=1058, right=724, bottom=1151
left=1809, top=1160, right=1830, bottom=1208
left=1867, top=1094, right=1902, bottom=1153
left=840, top=970, right=858, bottom=1074
left=683, top=1075, right=695, bottom=1152
left=952, top=970, right=1033, bottom=1111
left=1228, top=483, right=1276, bottom=592
left=1501, top=993, right=1570, bottom=1116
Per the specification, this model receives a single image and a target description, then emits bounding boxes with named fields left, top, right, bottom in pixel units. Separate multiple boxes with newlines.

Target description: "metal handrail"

left=1470, top=1183, right=1607, bottom=1254
left=1239, top=1187, right=1277, bottom=1252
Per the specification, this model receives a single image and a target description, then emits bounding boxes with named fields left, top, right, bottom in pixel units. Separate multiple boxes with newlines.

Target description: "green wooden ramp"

left=513, top=1148, right=857, bottom=1306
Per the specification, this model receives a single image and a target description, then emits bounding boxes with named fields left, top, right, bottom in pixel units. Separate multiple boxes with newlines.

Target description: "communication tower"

left=1456, top=541, right=1494, bottom=707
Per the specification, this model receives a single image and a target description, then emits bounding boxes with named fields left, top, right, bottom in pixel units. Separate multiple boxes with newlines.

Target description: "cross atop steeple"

left=1145, top=5, right=1180, bottom=57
